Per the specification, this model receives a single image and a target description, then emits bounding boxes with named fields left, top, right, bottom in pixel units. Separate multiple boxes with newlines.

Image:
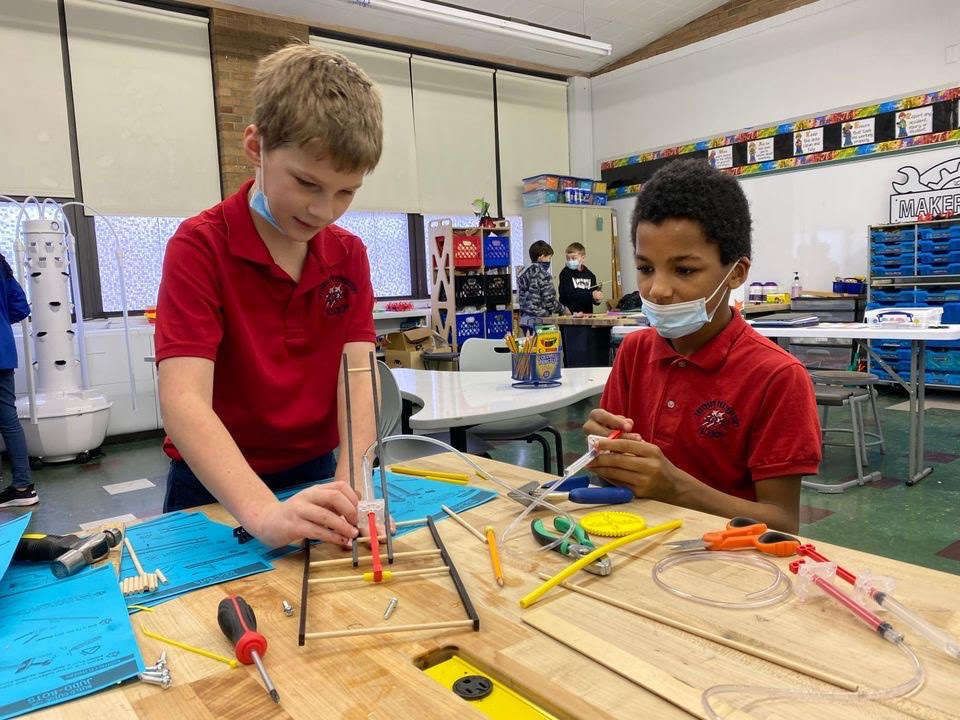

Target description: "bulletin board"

left=601, top=86, right=960, bottom=199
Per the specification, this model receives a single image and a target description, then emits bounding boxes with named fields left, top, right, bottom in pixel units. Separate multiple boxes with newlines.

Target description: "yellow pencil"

left=484, top=526, right=504, bottom=587
left=390, top=465, right=469, bottom=483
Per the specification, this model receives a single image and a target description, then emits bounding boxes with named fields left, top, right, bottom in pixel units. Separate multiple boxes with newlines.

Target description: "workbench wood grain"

left=28, top=454, right=960, bottom=719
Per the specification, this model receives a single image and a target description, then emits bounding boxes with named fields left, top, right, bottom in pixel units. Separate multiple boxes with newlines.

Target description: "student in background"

left=558, top=242, right=608, bottom=367
left=0, top=253, right=33, bottom=508
left=518, top=240, right=565, bottom=335
left=584, top=160, right=820, bottom=533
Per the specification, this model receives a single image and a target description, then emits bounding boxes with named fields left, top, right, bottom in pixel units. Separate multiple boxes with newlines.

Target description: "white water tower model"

left=17, top=217, right=111, bottom=462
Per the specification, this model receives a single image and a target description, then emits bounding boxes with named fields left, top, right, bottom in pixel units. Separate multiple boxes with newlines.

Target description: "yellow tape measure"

left=579, top=511, right=647, bottom=537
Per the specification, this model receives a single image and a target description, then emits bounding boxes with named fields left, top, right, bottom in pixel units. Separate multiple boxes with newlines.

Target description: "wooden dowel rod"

left=123, top=537, right=146, bottom=576
left=441, top=505, right=487, bottom=544
left=304, top=619, right=474, bottom=640
left=308, top=566, right=449, bottom=585
left=546, top=576, right=859, bottom=692
left=394, top=517, right=429, bottom=527
left=347, top=367, right=371, bottom=373
left=310, top=549, right=440, bottom=569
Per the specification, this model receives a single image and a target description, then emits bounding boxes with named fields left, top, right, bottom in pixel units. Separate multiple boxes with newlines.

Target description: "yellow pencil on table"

left=484, top=526, right=504, bottom=586
left=389, top=465, right=469, bottom=484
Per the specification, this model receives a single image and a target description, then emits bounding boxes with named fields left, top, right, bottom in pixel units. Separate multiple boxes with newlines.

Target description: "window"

left=422, top=214, right=524, bottom=290
left=94, top=215, right=185, bottom=313
left=334, top=211, right=412, bottom=298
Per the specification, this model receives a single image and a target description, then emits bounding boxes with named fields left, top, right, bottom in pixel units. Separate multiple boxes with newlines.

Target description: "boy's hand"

left=252, top=480, right=360, bottom=549
left=583, top=408, right=641, bottom=440
left=588, top=437, right=679, bottom=501
left=592, top=290, right=604, bottom=303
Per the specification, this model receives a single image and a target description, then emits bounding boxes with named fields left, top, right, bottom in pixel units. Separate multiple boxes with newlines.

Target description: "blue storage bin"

left=925, top=351, right=960, bottom=371
left=918, top=263, right=960, bottom=276
left=922, top=287, right=960, bottom=302
left=942, top=302, right=960, bottom=323
left=871, top=254, right=911, bottom=267
left=872, top=264, right=914, bottom=276
left=926, top=371, right=960, bottom=386
left=871, top=289, right=916, bottom=303
left=870, top=339, right=910, bottom=351
left=482, top=234, right=511, bottom=267
left=484, top=309, right=512, bottom=339
left=918, top=225, right=960, bottom=240
left=919, top=238, right=960, bottom=254
left=872, top=229, right=914, bottom=243
left=919, top=251, right=960, bottom=265
left=870, top=241, right=914, bottom=256
left=455, top=312, right=484, bottom=347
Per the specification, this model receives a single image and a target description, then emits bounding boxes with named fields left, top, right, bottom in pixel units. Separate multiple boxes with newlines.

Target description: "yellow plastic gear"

left=579, top=511, right=647, bottom=537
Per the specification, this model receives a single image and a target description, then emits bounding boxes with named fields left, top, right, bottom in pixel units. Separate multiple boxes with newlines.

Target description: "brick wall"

left=594, top=0, right=818, bottom=75
left=209, top=9, right=309, bottom=197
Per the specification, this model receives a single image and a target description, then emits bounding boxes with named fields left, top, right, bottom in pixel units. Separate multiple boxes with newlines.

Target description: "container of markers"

left=511, top=351, right=562, bottom=388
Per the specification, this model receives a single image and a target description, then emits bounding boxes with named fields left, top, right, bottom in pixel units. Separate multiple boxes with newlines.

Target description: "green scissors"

left=530, top=516, right=612, bottom=576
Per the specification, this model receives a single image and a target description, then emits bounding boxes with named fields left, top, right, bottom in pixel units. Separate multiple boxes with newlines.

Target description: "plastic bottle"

left=749, top=282, right=763, bottom=303
left=791, top=272, right=802, bottom=299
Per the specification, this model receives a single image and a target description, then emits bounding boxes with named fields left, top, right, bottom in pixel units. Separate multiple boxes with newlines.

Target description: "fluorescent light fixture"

left=345, top=0, right=612, bottom=57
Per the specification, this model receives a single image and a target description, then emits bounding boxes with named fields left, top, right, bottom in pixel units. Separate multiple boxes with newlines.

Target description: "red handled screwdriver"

left=217, top=595, right=279, bottom=702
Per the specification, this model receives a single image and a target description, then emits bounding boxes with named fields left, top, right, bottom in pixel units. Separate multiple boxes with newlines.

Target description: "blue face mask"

left=538, top=261, right=552, bottom=271
left=566, top=259, right=581, bottom=270
left=641, top=264, right=737, bottom=339
left=249, top=167, right=284, bottom=233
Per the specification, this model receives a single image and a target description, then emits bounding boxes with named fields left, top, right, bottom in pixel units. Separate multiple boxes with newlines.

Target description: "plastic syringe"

left=798, top=544, right=960, bottom=660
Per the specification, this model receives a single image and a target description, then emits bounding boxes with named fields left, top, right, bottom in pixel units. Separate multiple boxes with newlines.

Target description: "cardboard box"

left=382, top=327, right=436, bottom=353
left=384, top=349, right=425, bottom=370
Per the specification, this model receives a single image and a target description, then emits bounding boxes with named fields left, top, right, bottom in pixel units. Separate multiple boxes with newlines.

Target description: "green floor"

left=2, top=388, right=958, bottom=576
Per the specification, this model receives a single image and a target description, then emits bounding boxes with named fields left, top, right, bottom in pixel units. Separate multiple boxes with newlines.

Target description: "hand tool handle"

left=530, top=519, right=561, bottom=549
left=727, top=516, right=764, bottom=529
left=568, top=487, right=634, bottom=504
left=540, top=474, right=591, bottom=492
left=753, top=531, right=801, bottom=557
left=701, top=521, right=767, bottom=548
left=218, top=595, right=267, bottom=664
left=14, top=533, right=77, bottom=561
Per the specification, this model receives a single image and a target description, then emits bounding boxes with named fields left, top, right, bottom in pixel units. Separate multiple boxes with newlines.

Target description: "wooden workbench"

left=33, top=455, right=960, bottom=719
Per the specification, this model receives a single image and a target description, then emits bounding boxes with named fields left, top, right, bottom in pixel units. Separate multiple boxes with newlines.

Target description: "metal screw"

left=383, top=597, right=398, bottom=620
left=140, top=669, right=171, bottom=681
left=138, top=673, right=171, bottom=689
left=281, top=600, right=293, bottom=616
left=157, top=651, right=167, bottom=666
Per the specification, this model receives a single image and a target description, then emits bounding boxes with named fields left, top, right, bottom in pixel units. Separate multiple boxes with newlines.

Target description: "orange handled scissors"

left=664, top=516, right=800, bottom=557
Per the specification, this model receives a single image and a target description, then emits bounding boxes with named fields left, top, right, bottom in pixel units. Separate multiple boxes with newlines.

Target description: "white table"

left=752, top=322, right=960, bottom=486
left=391, top=367, right=611, bottom=451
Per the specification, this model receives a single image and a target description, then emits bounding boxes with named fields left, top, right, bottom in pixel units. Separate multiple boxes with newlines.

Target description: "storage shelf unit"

left=786, top=296, right=864, bottom=369
left=429, top=218, right=513, bottom=350
left=867, top=220, right=960, bottom=388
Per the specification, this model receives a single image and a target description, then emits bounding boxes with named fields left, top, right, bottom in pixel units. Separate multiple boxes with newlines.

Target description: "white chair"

left=373, top=361, right=448, bottom=466
left=458, top=338, right=564, bottom=474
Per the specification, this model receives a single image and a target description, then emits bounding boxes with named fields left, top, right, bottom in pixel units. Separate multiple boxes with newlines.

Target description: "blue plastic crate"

left=870, top=241, right=914, bottom=256
left=872, top=229, right=914, bottom=243
left=919, top=238, right=960, bottom=254
left=918, top=263, right=960, bottom=276
left=942, top=302, right=960, bottom=324
left=918, top=225, right=960, bottom=240
left=871, top=254, right=912, bottom=267
left=484, top=310, right=512, bottom=339
left=925, top=351, right=960, bottom=371
left=871, top=288, right=916, bottom=303
left=482, top=234, right=511, bottom=268
left=455, top=312, right=484, bottom=346
left=920, top=287, right=960, bottom=302
left=872, top=264, right=915, bottom=276
left=926, top=371, right=960, bottom=386
left=928, top=339, right=960, bottom=350
left=870, top=339, right=911, bottom=349
left=919, top=251, right=960, bottom=266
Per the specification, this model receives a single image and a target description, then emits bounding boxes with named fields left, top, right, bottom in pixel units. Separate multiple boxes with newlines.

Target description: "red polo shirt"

left=155, top=180, right=376, bottom=474
left=601, top=313, right=821, bottom=500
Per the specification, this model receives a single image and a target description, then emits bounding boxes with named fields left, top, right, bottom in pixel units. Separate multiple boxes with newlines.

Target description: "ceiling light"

left=344, top=0, right=612, bottom=58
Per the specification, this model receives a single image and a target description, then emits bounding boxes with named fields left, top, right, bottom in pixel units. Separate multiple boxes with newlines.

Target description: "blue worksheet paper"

left=0, top=512, right=31, bottom=584
left=0, top=565, right=144, bottom=719
left=119, top=511, right=273, bottom=610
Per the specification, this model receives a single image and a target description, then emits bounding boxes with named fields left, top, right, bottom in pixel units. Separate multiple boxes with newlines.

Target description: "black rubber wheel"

left=29, top=457, right=43, bottom=470
left=75, top=451, right=91, bottom=464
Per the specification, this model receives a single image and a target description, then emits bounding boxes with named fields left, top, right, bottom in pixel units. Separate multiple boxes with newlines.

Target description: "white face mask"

left=641, top=264, right=738, bottom=339
left=566, top=259, right=580, bottom=270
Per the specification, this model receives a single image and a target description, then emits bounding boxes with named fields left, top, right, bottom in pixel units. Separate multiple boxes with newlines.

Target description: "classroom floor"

left=2, top=388, right=958, bottom=576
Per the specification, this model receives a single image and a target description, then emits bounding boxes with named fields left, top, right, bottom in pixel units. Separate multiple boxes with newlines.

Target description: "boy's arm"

left=557, top=268, right=573, bottom=308
left=541, top=270, right=564, bottom=315
left=159, top=357, right=360, bottom=547
left=333, top=340, right=378, bottom=498
left=6, top=277, right=29, bottom=324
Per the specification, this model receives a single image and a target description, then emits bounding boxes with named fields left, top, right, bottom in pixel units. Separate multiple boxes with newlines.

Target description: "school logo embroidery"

left=320, top=275, right=357, bottom=316
left=694, top=400, right=740, bottom=439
